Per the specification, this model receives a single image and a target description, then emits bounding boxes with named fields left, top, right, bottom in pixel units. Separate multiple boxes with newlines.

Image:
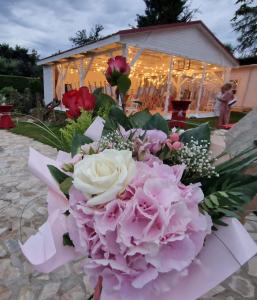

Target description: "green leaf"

left=47, top=165, right=72, bottom=197
left=109, top=105, right=132, bottom=130
left=209, top=194, right=219, bottom=206
left=117, top=75, right=131, bottom=95
left=143, top=113, right=169, bottom=134
left=71, top=133, right=93, bottom=157
left=213, top=219, right=228, bottom=226
left=93, top=87, right=103, bottom=96
left=216, top=208, right=239, bottom=218
left=180, top=123, right=211, bottom=145
left=94, top=92, right=116, bottom=112
left=129, top=109, right=152, bottom=128
left=47, top=165, right=69, bottom=185
left=63, top=233, right=74, bottom=247
left=59, top=177, right=73, bottom=195
left=204, top=198, right=214, bottom=208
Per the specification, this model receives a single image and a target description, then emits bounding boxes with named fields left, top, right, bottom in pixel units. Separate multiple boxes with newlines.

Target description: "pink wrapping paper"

left=20, top=119, right=257, bottom=299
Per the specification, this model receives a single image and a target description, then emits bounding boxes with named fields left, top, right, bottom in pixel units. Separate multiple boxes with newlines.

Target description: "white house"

left=38, top=21, right=238, bottom=116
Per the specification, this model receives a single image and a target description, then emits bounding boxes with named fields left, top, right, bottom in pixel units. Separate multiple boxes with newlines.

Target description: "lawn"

left=187, top=111, right=246, bottom=129
left=9, top=111, right=246, bottom=149
left=10, top=121, right=63, bottom=149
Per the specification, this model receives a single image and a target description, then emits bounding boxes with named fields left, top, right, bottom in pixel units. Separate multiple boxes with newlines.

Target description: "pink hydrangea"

left=67, top=161, right=212, bottom=298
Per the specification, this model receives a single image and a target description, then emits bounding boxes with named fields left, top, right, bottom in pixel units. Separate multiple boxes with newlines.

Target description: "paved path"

left=0, top=130, right=256, bottom=300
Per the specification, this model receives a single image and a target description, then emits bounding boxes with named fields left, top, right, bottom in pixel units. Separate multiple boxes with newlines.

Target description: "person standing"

left=218, top=83, right=234, bottom=128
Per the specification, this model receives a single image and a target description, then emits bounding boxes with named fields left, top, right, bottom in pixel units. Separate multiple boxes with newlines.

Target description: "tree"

left=0, top=43, right=41, bottom=77
left=69, top=24, right=104, bottom=47
left=136, top=0, right=197, bottom=27
left=231, top=0, right=257, bottom=56
left=223, top=43, right=236, bottom=55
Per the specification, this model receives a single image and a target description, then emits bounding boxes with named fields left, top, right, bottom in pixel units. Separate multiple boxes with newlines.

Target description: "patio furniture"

left=0, top=105, right=15, bottom=129
left=169, top=100, right=191, bottom=128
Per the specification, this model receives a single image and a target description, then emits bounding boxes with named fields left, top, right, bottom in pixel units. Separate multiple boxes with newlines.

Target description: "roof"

left=38, top=21, right=238, bottom=66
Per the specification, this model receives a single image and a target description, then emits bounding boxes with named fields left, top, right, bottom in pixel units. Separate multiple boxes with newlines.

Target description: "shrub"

left=60, top=110, right=93, bottom=146
left=0, top=75, right=42, bottom=93
left=0, top=86, right=35, bottom=114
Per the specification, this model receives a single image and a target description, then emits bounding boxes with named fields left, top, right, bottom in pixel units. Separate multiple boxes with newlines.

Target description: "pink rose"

left=105, top=56, right=130, bottom=86
left=169, top=133, right=180, bottom=142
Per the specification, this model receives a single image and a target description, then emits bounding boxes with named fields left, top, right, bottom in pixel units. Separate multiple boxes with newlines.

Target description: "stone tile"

left=229, top=276, right=255, bottom=298
left=38, top=282, right=61, bottom=300
left=201, top=285, right=225, bottom=298
left=62, top=285, right=85, bottom=300
left=0, top=244, right=7, bottom=258
left=4, top=239, right=20, bottom=254
left=248, top=257, right=257, bottom=277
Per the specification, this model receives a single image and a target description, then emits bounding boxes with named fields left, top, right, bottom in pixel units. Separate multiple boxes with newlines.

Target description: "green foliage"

left=69, top=24, right=104, bottom=47
left=129, top=109, right=152, bottom=128
left=200, top=145, right=257, bottom=224
left=143, top=113, right=169, bottom=134
left=10, top=121, right=64, bottom=150
left=0, top=75, right=42, bottom=93
left=63, top=233, right=74, bottom=247
left=0, top=43, right=42, bottom=77
left=94, top=92, right=116, bottom=120
left=109, top=106, right=132, bottom=130
left=71, top=133, right=93, bottom=157
left=201, top=173, right=257, bottom=225
left=47, top=165, right=72, bottom=197
left=180, top=123, right=211, bottom=146
left=60, top=110, right=93, bottom=148
left=0, top=86, right=36, bottom=114
left=231, top=0, right=257, bottom=56
left=137, top=0, right=198, bottom=27
left=117, top=75, right=131, bottom=95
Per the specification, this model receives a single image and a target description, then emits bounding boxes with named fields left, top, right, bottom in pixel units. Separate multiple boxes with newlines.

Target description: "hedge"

left=0, top=74, right=43, bottom=93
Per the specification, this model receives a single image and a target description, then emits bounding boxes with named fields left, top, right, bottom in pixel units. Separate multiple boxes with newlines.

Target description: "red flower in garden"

left=105, top=56, right=130, bottom=86
left=62, top=87, right=96, bottom=119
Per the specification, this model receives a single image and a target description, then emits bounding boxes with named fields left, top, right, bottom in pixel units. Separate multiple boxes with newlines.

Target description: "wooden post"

left=196, top=63, right=207, bottom=115
left=164, top=56, right=173, bottom=113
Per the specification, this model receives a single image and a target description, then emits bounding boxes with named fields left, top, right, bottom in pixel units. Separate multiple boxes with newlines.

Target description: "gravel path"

left=0, top=130, right=256, bottom=300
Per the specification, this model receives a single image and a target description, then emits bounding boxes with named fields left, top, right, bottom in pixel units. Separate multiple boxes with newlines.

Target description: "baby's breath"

left=99, top=131, right=133, bottom=151
left=175, top=139, right=218, bottom=178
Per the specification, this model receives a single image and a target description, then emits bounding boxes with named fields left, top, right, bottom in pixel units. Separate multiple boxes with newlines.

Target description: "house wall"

left=43, top=65, right=55, bottom=105
left=121, top=26, right=236, bottom=67
left=230, top=65, right=257, bottom=110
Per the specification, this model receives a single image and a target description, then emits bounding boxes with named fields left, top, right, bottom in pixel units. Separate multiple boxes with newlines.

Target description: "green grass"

left=187, top=112, right=246, bottom=129
left=10, top=121, right=64, bottom=149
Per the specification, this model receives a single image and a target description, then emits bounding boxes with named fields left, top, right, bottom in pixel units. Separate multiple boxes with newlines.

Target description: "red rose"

left=62, top=87, right=96, bottom=119
left=78, top=87, right=96, bottom=111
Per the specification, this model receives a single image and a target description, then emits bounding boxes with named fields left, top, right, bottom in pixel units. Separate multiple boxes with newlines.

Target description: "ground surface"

left=0, top=130, right=257, bottom=300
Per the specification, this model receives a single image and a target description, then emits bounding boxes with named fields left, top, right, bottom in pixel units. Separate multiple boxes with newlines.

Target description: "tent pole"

left=196, top=62, right=207, bottom=116
left=122, top=44, right=128, bottom=58
left=130, top=48, right=144, bottom=67
left=224, top=67, right=231, bottom=83
left=164, top=56, right=173, bottom=113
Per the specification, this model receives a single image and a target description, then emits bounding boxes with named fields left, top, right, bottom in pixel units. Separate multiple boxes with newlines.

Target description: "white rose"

left=73, top=149, right=136, bottom=206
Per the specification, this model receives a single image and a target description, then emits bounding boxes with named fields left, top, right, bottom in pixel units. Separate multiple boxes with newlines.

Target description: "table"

left=0, top=105, right=15, bottom=129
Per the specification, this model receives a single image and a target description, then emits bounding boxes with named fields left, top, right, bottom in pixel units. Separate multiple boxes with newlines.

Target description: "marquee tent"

left=38, top=21, right=238, bottom=116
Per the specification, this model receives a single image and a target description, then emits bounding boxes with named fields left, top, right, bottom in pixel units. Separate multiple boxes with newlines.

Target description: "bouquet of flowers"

left=20, top=56, right=257, bottom=300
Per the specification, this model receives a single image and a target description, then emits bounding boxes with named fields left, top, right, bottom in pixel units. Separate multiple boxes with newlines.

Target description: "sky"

left=0, top=0, right=239, bottom=58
